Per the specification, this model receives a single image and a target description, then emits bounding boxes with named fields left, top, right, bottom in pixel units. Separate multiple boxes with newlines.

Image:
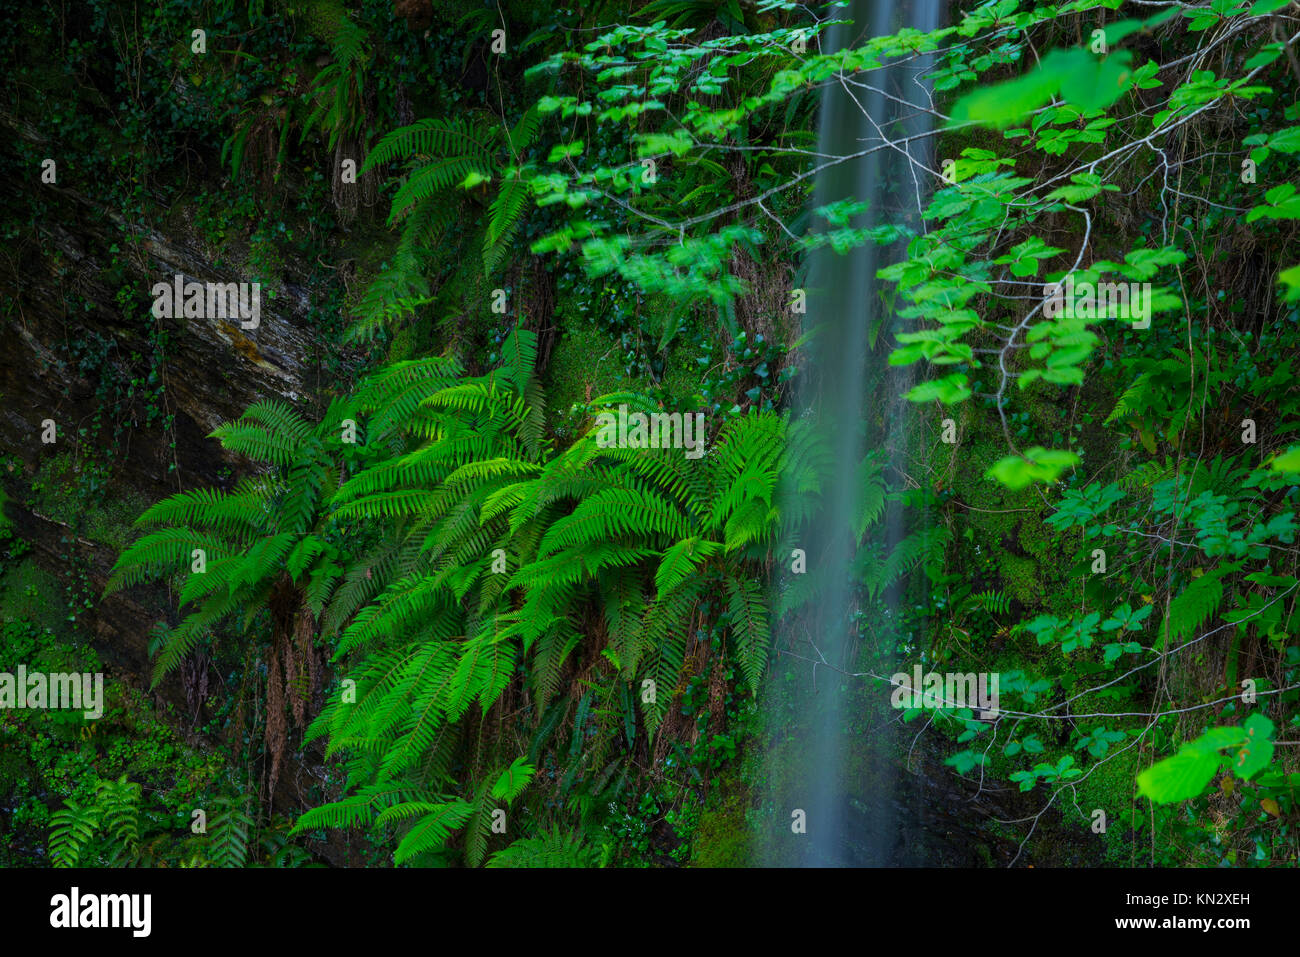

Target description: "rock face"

left=1, top=103, right=347, bottom=829
left=3, top=114, right=319, bottom=493
left=1, top=170, right=313, bottom=605
left=840, top=745, right=1104, bottom=867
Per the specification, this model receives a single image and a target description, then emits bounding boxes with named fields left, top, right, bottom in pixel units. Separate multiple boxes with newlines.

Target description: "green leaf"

left=985, top=448, right=1079, bottom=490
left=1232, top=714, right=1276, bottom=779
left=1266, top=126, right=1300, bottom=153
left=1270, top=445, right=1300, bottom=472
left=1137, top=749, right=1221, bottom=803
left=951, top=47, right=1136, bottom=130
left=1138, top=726, right=1248, bottom=803
left=1277, top=264, right=1300, bottom=304
left=948, top=49, right=1075, bottom=129
left=1248, top=183, right=1300, bottom=222
left=393, top=801, right=474, bottom=864
left=905, top=373, right=972, bottom=404
left=491, top=757, right=536, bottom=803
left=1059, top=51, right=1134, bottom=112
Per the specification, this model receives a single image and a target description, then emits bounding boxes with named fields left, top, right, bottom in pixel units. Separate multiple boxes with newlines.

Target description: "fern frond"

left=134, top=487, right=267, bottom=536
left=654, top=536, right=720, bottom=599
left=212, top=401, right=313, bottom=467
left=291, top=784, right=428, bottom=834
left=490, top=757, right=535, bottom=803
left=105, top=529, right=235, bottom=593
left=392, top=800, right=475, bottom=865
left=1163, top=562, right=1239, bottom=647
left=49, top=800, right=101, bottom=868
left=151, top=590, right=241, bottom=685
left=487, top=828, right=598, bottom=868
left=207, top=795, right=253, bottom=868
left=329, top=15, right=368, bottom=68
left=484, top=175, right=531, bottom=275
left=362, top=117, right=495, bottom=174
left=506, top=104, right=542, bottom=155
left=389, top=158, right=492, bottom=222
left=538, top=486, right=690, bottom=556
left=727, top=576, right=770, bottom=693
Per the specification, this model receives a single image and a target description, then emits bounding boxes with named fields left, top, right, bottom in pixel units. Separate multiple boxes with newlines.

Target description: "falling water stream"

left=764, top=0, right=942, bottom=867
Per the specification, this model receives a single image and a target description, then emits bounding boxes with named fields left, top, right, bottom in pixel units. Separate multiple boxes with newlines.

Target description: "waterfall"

left=762, top=0, right=942, bottom=868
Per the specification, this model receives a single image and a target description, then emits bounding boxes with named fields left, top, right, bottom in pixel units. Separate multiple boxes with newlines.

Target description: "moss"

left=1001, top=553, right=1040, bottom=606
left=0, top=561, right=68, bottom=636
left=547, top=319, right=636, bottom=420
left=27, top=454, right=148, bottom=552
left=272, top=0, right=350, bottom=44
left=247, top=232, right=287, bottom=297
left=386, top=322, right=419, bottom=363
left=657, top=336, right=703, bottom=402
left=691, top=773, right=754, bottom=867
left=86, top=493, right=150, bottom=552
left=547, top=304, right=705, bottom=444
left=1071, top=743, right=1142, bottom=864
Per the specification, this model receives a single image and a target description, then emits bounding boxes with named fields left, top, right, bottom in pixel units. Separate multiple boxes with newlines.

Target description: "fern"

left=484, top=174, right=531, bottom=274
left=207, top=795, right=253, bottom=868
left=362, top=117, right=495, bottom=175
left=302, top=15, right=371, bottom=152
left=487, top=828, right=599, bottom=868
left=655, top=536, right=720, bottom=598
left=1163, top=563, right=1239, bottom=648
left=117, top=330, right=805, bottom=863
left=727, top=576, right=770, bottom=693
left=491, top=757, right=536, bottom=802
left=291, top=785, right=427, bottom=834
left=359, top=106, right=543, bottom=284
left=48, top=775, right=143, bottom=867
left=971, top=589, right=1011, bottom=617
left=392, top=800, right=474, bottom=865
left=49, top=800, right=101, bottom=868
